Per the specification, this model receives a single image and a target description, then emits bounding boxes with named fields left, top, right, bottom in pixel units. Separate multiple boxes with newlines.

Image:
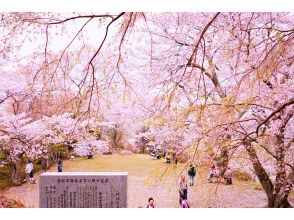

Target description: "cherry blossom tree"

left=0, top=12, right=293, bottom=207
left=0, top=113, right=49, bottom=185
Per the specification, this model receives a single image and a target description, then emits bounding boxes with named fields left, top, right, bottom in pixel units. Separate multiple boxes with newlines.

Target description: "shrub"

left=0, top=165, right=12, bottom=190
left=0, top=151, right=8, bottom=161
left=177, top=154, right=189, bottom=163
left=232, top=170, right=253, bottom=182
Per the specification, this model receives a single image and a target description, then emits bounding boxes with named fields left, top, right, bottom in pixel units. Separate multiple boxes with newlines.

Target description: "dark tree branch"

left=188, top=12, right=220, bottom=65
left=88, top=12, right=125, bottom=72
left=44, top=14, right=115, bottom=25
left=256, top=98, right=294, bottom=136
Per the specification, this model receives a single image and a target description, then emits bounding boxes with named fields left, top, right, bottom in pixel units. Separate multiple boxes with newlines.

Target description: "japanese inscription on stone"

left=39, top=172, right=127, bottom=208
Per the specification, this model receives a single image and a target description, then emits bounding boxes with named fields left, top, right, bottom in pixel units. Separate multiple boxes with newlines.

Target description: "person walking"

left=179, top=175, right=188, bottom=204
left=188, top=164, right=196, bottom=186
left=57, top=158, right=63, bottom=172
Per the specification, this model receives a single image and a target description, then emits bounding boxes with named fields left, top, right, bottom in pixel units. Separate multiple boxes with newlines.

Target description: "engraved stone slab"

left=39, top=172, right=127, bottom=208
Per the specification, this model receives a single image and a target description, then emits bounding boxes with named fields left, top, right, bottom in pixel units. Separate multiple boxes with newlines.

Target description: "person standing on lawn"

left=57, top=157, right=63, bottom=172
left=188, top=164, right=196, bottom=186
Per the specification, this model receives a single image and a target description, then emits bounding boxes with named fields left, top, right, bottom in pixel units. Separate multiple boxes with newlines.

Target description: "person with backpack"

left=188, top=164, right=196, bottom=186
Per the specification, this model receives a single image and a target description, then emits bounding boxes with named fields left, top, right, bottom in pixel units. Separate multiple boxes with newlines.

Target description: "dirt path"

left=1, top=156, right=293, bottom=208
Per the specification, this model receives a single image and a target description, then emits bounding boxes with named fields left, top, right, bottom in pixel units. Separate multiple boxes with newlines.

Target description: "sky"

left=2, top=0, right=294, bottom=12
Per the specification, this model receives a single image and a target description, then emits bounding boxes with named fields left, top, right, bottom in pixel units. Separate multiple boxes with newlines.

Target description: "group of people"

left=178, top=164, right=197, bottom=208
left=24, top=155, right=233, bottom=208
left=146, top=164, right=196, bottom=208
left=208, top=165, right=233, bottom=185
left=146, top=164, right=233, bottom=208
left=150, top=149, right=160, bottom=159
left=25, top=157, right=63, bottom=183
left=163, top=152, right=178, bottom=165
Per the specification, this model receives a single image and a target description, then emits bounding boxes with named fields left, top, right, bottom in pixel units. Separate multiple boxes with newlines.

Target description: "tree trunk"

left=271, top=196, right=291, bottom=208
left=11, top=160, right=23, bottom=186
left=244, top=140, right=292, bottom=208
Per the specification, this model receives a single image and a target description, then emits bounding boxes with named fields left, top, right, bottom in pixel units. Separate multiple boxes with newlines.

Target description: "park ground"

left=1, top=154, right=293, bottom=208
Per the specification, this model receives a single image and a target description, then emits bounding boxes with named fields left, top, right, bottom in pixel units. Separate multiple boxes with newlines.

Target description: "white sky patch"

left=1, top=1, right=294, bottom=12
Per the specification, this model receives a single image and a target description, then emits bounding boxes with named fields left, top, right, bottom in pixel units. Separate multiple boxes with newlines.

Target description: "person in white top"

left=25, top=160, right=33, bottom=183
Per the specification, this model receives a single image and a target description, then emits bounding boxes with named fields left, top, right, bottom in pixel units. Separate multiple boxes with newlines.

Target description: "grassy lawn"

left=62, top=154, right=188, bottom=181
left=2, top=154, right=293, bottom=207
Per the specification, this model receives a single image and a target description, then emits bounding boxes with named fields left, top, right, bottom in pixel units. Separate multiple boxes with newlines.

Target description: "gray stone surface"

left=39, top=172, right=127, bottom=208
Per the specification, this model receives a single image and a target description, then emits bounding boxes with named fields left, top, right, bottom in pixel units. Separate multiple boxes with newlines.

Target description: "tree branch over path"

left=187, top=12, right=220, bottom=65
left=256, top=98, right=294, bottom=136
left=88, top=12, right=125, bottom=73
left=42, top=14, right=115, bottom=25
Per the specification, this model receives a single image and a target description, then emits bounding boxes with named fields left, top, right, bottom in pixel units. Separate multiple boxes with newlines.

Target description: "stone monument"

left=39, top=172, right=127, bottom=208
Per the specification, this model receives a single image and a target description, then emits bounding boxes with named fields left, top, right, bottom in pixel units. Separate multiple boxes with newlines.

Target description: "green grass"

left=59, top=154, right=194, bottom=187
left=63, top=154, right=186, bottom=176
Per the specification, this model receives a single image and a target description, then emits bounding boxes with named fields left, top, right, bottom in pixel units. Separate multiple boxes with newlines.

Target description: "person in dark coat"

left=188, top=164, right=196, bottom=186
left=57, top=158, right=63, bottom=172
